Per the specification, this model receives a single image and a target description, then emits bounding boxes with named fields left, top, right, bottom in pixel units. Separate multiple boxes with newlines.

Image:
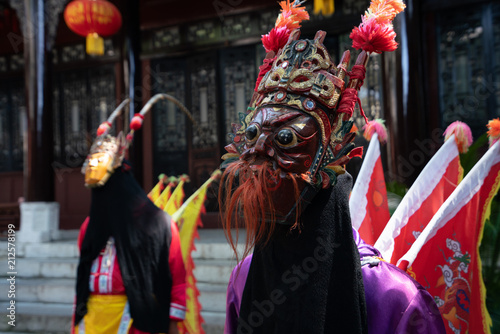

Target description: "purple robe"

left=225, top=228, right=446, bottom=334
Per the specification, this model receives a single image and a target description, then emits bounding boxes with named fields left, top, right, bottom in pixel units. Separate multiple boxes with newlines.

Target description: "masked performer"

left=73, top=97, right=187, bottom=334
left=220, top=1, right=445, bottom=333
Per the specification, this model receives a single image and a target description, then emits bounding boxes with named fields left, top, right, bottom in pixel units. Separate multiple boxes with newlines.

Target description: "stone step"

left=202, top=310, right=226, bottom=334
left=0, top=302, right=225, bottom=334
left=0, top=278, right=228, bottom=313
left=22, top=241, right=79, bottom=259
left=0, top=278, right=74, bottom=305
left=197, top=282, right=228, bottom=312
left=0, top=255, right=237, bottom=282
left=0, top=258, right=236, bottom=284
left=0, top=239, right=242, bottom=261
left=0, top=228, right=246, bottom=259
left=0, top=302, right=72, bottom=334
left=194, top=259, right=236, bottom=284
left=0, top=257, right=78, bottom=279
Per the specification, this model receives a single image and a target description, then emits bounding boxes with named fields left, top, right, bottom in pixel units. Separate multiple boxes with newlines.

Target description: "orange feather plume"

left=350, top=0, right=405, bottom=53
left=368, top=0, right=406, bottom=23
left=275, top=0, right=310, bottom=31
left=487, top=118, right=500, bottom=147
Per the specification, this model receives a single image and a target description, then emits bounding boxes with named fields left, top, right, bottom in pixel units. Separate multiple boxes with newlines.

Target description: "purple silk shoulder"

left=224, top=228, right=445, bottom=334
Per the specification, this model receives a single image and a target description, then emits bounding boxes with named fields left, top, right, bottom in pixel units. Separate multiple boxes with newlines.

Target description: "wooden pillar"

left=120, top=0, right=143, bottom=185
left=141, top=59, right=153, bottom=192
left=384, top=0, right=435, bottom=186
left=23, top=0, right=55, bottom=202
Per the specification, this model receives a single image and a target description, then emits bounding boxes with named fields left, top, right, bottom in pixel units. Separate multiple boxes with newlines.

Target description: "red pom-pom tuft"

left=350, top=16, right=398, bottom=53
left=96, top=122, right=111, bottom=136
left=130, top=114, right=144, bottom=131
left=262, top=27, right=290, bottom=53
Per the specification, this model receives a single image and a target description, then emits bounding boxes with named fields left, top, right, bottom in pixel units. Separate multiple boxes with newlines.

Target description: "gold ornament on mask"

left=82, top=98, right=130, bottom=188
left=82, top=132, right=128, bottom=187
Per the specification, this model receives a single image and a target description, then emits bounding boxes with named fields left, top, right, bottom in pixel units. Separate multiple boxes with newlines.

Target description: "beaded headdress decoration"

left=82, top=94, right=194, bottom=188
left=223, top=0, right=405, bottom=188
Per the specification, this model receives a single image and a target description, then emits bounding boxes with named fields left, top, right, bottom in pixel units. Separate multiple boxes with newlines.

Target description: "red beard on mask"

left=219, top=159, right=302, bottom=262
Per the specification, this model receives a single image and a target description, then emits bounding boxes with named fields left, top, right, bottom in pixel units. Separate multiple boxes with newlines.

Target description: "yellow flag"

left=172, top=170, right=221, bottom=334
left=154, top=184, right=173, bottom=210
left=147, top=174, right=167, bottom=202
left=314, top=0, right=335, bottom=16
left=165, top=179, right=186, bottom=216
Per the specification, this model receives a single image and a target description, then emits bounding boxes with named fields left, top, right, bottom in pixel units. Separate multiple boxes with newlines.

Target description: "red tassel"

left=130, top=113, right=144, bottom=131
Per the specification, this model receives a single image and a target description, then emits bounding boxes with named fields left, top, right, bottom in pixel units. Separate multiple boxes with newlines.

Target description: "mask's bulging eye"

left=245, top=124, right=260, bottom=143
left=276, top=128, right=297, bottom=147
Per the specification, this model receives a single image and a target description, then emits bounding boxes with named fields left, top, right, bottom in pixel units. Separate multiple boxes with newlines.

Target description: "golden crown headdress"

left=224, top=0, right=405, bottom=187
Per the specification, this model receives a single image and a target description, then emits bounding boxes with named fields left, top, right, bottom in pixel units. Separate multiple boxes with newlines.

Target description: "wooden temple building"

left=0, top=0, right=498, bottom=233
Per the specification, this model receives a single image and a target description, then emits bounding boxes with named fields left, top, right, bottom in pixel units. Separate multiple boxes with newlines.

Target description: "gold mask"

left=82, top=132, right=127, bottom=187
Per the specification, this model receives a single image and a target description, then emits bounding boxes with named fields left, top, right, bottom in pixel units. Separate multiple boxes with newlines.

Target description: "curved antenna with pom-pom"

left=127, top=93, right=197, bottom=144
left=444, top=121, right=473, bottom=154
left=96, top=98, right=131, bottom=136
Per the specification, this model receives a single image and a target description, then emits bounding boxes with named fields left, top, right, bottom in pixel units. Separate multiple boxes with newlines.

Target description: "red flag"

left=375, top=135, right=462, bottom=263
left=350, top=132, right=391, bottom=245
left=397, top=141, right=499, bottom=334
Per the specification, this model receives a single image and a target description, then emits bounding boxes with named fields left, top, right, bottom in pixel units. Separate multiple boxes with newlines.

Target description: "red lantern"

left=64, top=0, right=122, bottom=56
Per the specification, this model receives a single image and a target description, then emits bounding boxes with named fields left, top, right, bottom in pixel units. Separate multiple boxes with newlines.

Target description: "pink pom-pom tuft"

left=363, top=119, right=388, bottom=144
left=126, top=133, right=134, bottom=143
left=96, top=122, right=111, bottom=136
left=130, top=114, right=144, bottom=131
left=444, top=121, right=473, bottom=153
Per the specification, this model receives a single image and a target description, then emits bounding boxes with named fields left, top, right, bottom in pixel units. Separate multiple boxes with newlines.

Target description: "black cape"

left=74, top=165, right=173, bottom=332
left=238, top=173, right=367, bottom=334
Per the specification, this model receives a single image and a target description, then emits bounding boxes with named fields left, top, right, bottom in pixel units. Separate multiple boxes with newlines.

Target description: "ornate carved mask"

left=222, top=31, right=365, bottom=225
left=238, top=106, right=320, bottom=221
